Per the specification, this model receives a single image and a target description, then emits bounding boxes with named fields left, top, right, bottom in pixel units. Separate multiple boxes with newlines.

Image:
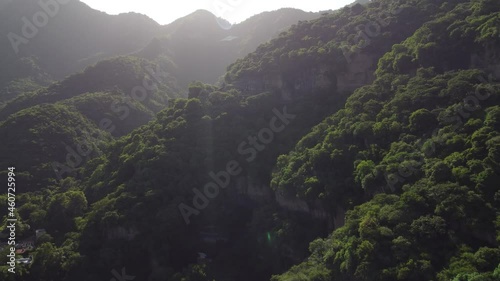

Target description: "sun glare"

left=80, top=0, right=354, bottom=24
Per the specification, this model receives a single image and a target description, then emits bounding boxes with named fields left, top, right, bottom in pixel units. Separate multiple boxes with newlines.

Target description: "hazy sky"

left=80, top=0, right=355, bottom=24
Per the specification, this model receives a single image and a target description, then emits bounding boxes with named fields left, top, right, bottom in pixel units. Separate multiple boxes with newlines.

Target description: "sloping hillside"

left=0, top=1, right=499, bottom=281
left=0, top=0, right=161, bottom=93
left=0, top=1, right=319, bottom=101
left=271, top=1, right=500, bottom=280
left=0, top=56, right=175, bottom=192
left=137, top=8, right=320, bottom=88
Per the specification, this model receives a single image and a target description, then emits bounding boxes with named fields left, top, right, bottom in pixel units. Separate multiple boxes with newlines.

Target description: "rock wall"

left=337, top=53, right=376, bottom=92
left=274, top=192, right=346, bottom=230
left=106, top=226, right=139, bottom=241
left=232, top=175, right=344, bottom=229
left=234, top=175, right=274, bottom=202
left=231, top=73, right=282, bottom=95
left=231, top=53, right=376, bottom=97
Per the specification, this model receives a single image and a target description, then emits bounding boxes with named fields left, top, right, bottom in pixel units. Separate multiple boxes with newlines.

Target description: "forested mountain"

left=0, top=0, right=319, bottom=103
left=0, top=0, right=499, bottom=281
left=0, top=0, right=161, bottom=100
left=0, top=1, right=320, bottom=192
left=271, top=0, right=500, bottom=279
left=136, top=8, right=320, bottom=88
left=0, top=56, right=177, bottom=193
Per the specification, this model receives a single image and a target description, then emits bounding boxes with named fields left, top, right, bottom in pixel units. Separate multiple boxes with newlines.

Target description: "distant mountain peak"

left=191, top=9, right=216, bottom=16
left=186, top=9, right=232, bottom=29
left=185, top=9, right=219, bottom=21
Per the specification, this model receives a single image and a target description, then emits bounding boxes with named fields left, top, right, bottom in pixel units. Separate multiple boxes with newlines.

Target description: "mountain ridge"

left=1, top=1, right=499, bottom=281
left=0, top=1, right=322, bottom=101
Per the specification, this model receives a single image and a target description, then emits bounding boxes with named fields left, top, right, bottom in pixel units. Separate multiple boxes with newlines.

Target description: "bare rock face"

left=337, top=53, right=376, bottom=92
left=234, top=175, right=274, bottom=202
left=232, top=53, right=376, bottom=97
left=274, top=191, right=346, bottom=230
left=275, top=191, right=310, bottom=213
left=283, top=66, right=336, bottom=95
left=232, top=73, right=283, bottom=95
left=470, top=53, right=500, bottom=76
left=106, top=226, right=139, bottom=241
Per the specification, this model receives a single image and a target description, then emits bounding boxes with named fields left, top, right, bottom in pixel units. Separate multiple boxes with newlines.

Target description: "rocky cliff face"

left=231, top=53, right=376, bottom=97
left=234, top=175, right=274, bottom=202
left=337, top=53, right=376, bottom=92
left=232, top=174, right=345, bottom=230
left=226, top=53, right=377, bottom=231
left=231, top=73, right=283, bottom=96
left=471, top=53, right=500, bottom=79
left=106, top=226, right=139, bottom=241
left=275, top=192, right=346, bottom=230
